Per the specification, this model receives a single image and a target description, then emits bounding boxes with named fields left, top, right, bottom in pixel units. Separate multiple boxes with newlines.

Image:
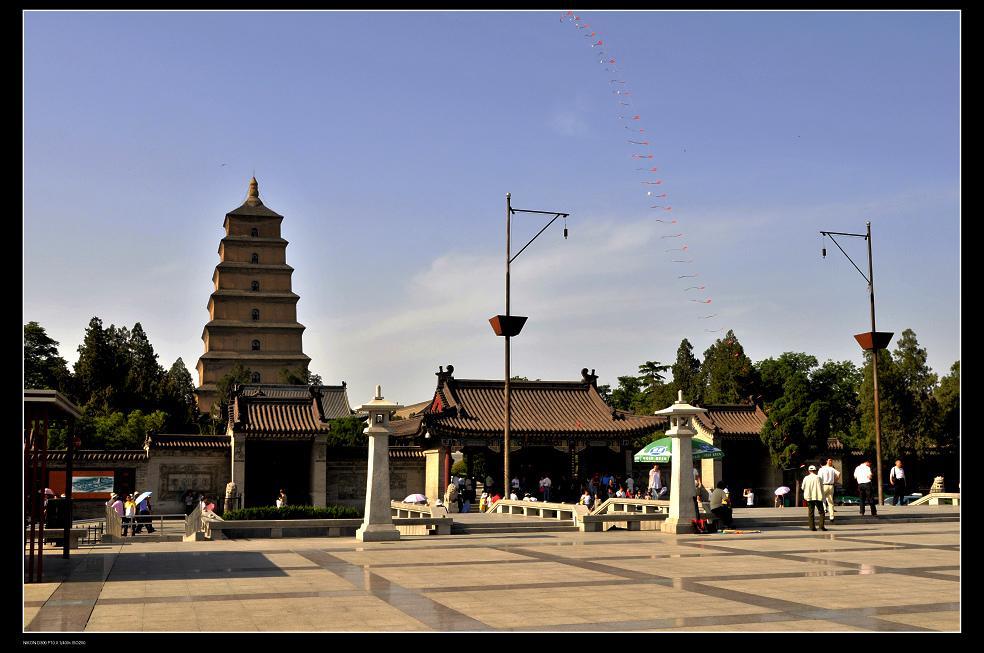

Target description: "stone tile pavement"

left=23, top=520, right=960, bottom=633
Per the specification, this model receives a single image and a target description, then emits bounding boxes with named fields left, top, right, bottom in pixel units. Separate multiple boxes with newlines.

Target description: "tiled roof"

left=389, top=447, right=425, bottom=459
left=226, top=201, right=283, bottom=218
left=393, top=400, right=431, bottom=420
left=694, top=405, right=767, bottom=438
left=238, top=384, right=352, bottom=419
left=422, top=374, right=666, bottom=439
left=146, top=434, right=230, bottom=450
left=237, top=400, right=330, bottom=435
left=388, top=415, right=425, bottom=438
left=46, top=450, right=147, bottom=462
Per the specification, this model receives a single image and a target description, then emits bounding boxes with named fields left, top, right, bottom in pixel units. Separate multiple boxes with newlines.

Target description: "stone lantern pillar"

left=655, top=390, right=708, bottom=534
left=355, top=385, right=403, bottom=542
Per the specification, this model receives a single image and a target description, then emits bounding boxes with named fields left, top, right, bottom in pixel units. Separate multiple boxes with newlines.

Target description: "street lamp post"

left=489, top=193, right=569, bottom=500
left=820, top=221, right=892, bottom=505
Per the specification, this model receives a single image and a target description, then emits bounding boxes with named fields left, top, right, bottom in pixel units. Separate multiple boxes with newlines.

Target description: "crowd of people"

left=107, top=491, right=156, bottom=536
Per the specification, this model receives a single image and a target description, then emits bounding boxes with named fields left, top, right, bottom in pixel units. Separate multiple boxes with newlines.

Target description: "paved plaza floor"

left=24, top=520, right=959, bottom=633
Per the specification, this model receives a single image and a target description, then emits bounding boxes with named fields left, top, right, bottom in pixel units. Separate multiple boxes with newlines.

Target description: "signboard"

left=47, top=470, right=115, bottom=499
left=72, top=475, right=114, bottom=494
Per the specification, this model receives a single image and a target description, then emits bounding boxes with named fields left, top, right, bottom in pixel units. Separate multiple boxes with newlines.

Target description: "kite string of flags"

left=561, top=11, right=723, bottom=334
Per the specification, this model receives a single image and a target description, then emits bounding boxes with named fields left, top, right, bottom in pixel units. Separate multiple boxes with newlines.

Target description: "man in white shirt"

left=540, top=474, right=552, bottom=502
left=890, top=459, right=907, bottom=505
left=853, top=460, right=878, bottom=517
left=801, top=465, right=826, bottom=531
left=818, top=458, right=841, bottom=521
left=648, top=465, right=662, bottom=499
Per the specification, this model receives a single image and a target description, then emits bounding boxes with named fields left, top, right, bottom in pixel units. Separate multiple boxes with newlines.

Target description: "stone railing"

left=102, top=504, right=122, bottom=542
left=591, top=498, right=671, bottom=516
left=390, top=501, right=451, bottom=535
left=183, top=504, right=203, bottom=540
left=486, top=499, right=587, bottom=524
left=907, top=493, right=960, bottom=506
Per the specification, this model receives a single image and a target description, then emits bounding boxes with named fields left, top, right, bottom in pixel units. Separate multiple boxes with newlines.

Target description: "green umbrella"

left=633, top=437, right=724, bottom=464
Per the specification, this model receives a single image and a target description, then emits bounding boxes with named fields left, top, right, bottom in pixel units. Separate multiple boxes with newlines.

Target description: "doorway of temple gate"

left=511, top=445, right=572, bottom=501
left=244, top=440, right=312, bottom=508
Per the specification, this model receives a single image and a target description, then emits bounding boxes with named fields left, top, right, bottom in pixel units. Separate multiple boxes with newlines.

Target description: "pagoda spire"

left=245, top=176, right=263, bottom=206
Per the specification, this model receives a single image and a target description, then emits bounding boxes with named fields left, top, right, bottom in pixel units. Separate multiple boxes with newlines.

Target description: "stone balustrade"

left=486, top=499, right=587, bottom=523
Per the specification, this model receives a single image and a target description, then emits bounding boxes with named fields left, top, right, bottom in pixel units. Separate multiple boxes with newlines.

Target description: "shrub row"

left=223, top=504, right=363, bottom=521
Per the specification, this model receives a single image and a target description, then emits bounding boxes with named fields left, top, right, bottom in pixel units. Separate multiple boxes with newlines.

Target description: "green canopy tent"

left=633, top=437, right=724, bottom=464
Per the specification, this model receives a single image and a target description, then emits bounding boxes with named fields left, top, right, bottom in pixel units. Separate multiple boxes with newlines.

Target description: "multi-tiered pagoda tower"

left=195, top=177, right=311, bottom=415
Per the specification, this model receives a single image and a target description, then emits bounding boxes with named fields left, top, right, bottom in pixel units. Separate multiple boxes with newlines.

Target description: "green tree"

left=124, top=323, right=165, bottom=413
left=609, top=375, right=645, bottom=412
left=855, top=348, right=905, bottom=459
left=636, top=360, right=671, bottom=412
left=73, top=317, right=117, bottom=408
left=756, top=353, right=861, bottom=469
left=671, top=338, right=702, bottom=404
left=24, top=322, right=72, bottom=394
left=934, top=361, right=959, bottom=454
left=811, top=359, right=862, bottom=444
left=699, top=330, right=758, bottom=404
left=757, top=353, right=818, bottom=468
left=325, top=416, right=368, bottom=448
left=91, top=409, right=168, bottom=449
left=160, top=358, right=197, bottom=432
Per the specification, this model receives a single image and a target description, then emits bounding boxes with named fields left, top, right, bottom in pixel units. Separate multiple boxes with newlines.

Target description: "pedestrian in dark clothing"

left=136, top=495, right=156, bottom=534
left=853, top=460, right=878, bottom=517
left=890, top=459, right=908, bottom=505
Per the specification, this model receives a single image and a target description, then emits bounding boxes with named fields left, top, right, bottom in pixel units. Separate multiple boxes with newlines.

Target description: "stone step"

left=736, top=515, right=958, bottom=528
left=451, top=522, right=578, bottom=534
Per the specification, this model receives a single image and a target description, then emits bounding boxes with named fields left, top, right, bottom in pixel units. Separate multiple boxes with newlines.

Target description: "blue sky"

left=24, top=10, right=960, bottom=407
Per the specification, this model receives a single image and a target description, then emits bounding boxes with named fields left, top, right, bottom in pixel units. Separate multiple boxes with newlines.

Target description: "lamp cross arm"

left=821, top=231, right=870, bottom=284
left=509, top=210, right=569, bottom=264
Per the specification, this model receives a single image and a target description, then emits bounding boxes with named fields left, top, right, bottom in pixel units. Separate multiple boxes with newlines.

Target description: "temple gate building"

left=195, top=177, right=311, bottom=415
left=393, top=366, right=668, bottom=501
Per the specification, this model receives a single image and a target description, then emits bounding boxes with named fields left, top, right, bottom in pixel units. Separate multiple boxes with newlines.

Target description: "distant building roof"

left=419, top=365, right=666, bottom=442
left=237, top=383, right=352, bottom=419
left=46, top=450, right=147, bottom=463
left=146, top=434, right=230, bottom=450
left=393, top=400, right=431, bottom=420
left=693, top=404, right=767, bottom=439
left=230, top=384, right=332, bottom=437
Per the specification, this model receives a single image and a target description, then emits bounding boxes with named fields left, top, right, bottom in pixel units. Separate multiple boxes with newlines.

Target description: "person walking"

left=802, top=465, right=826, bottom=531
left=743, top=488, right=755, bottom=508
left=123, top=494, right=137, bottom=537
left=648, top=464, right=662, bottom=500
left=818, top=458, right=841, bottom=521
left=540, top=473, right=552, bottom=502
left=182, top=490, right=196, bottom=516
left=853, top=460, right=878, bottom=517
left=461, top=478, right=473, bottom=513
left=890, top=459, right=908, bottom=505
left=135, top=494, right=156, bottom=534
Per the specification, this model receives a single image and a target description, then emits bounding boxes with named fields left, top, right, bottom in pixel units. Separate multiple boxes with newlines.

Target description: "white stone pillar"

left=356, top=386, right=402, bottom=542
left=655, top=391, right=707, bottom=535
left=663, top=429, right=696, bottom=533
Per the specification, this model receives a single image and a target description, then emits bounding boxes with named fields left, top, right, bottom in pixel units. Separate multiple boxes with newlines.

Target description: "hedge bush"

left=223, top=504, right=363, bottom=521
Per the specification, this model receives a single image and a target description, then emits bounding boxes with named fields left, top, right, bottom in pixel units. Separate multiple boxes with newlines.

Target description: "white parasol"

left=135, top=491, right=153, bottom=504
left=774, top=486, right=791, bottom=496
left=403, top=494, right=427, bottom=504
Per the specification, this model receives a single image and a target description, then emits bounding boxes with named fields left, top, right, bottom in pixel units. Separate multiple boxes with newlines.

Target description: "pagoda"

left=195, top=177, right=311, bottom=415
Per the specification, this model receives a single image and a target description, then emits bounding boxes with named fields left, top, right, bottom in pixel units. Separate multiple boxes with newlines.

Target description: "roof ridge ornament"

left=245, top=176, right=264, bottom=206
